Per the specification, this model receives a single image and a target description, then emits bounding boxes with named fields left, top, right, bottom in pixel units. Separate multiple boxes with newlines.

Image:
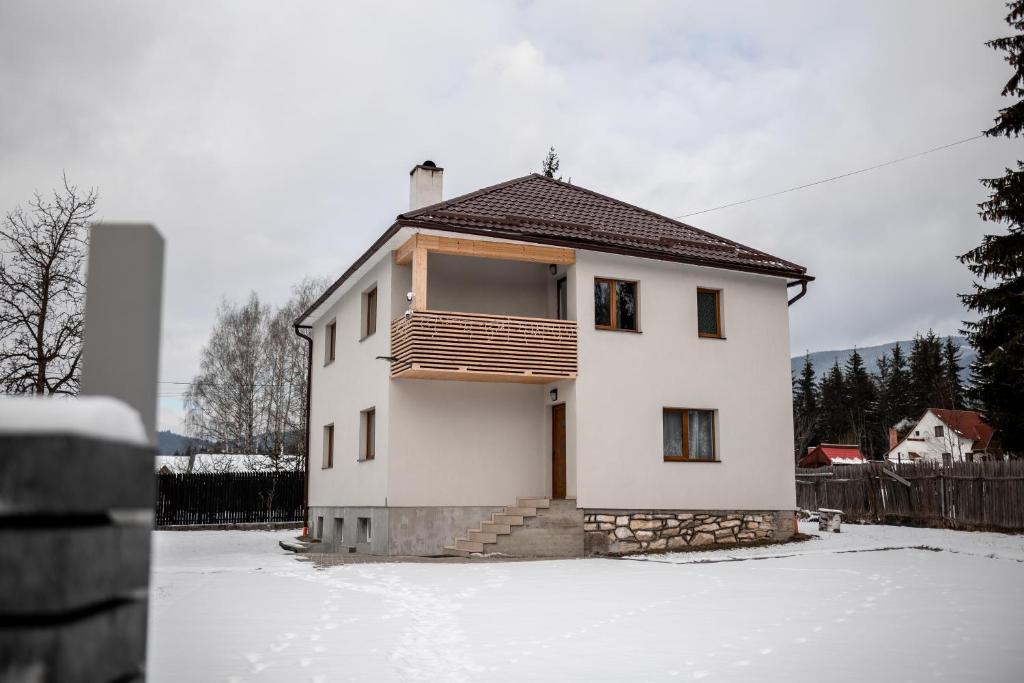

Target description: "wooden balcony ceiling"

left=394, top=233, right=575, bottom=267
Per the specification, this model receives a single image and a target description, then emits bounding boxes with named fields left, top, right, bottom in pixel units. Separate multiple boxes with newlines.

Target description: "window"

left=942, top=452, right=952, bottom=466
left=322, top=424, right=334, bottom=468
left=663, top=408, right=716, bottom=461
left=360, top=408, right=375, bottom=461
left=556, top=277, right=568, bottom=321
left=358, top=517, right=372, bottom=543
left=316, top=516, right=324, bottom=540
left=361, top=286, right=377, bottom=338
left=697, top=288, right=722, bottom=338
left=594, top=278, right=638, bottom=331
left=934, top=425, right=944, bottom=438
left=334, top=517, right=344, bottom=543
left=324, top=320, right=337, bottom=364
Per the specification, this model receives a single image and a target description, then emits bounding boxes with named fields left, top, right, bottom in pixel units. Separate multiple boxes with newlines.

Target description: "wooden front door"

left=551, top=403, right=566, bottom=499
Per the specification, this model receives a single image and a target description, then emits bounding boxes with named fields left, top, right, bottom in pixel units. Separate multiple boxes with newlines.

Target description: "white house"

left=294, top=162, right=813, bottom=556
left=887, top=409, right=996, bottom=465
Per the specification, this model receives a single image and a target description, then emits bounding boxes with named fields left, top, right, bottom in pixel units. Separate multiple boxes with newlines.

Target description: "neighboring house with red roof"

left=887, top=409, right=996, bottom=465
left=798, top=444, right=869, bottom=467
left=295, top=161, right=812, bottom=557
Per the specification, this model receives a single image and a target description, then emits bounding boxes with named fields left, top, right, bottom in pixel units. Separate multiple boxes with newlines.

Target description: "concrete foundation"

left=489, top=499, right=584, bottom=557
left=306, top=505, right=502, bottom=556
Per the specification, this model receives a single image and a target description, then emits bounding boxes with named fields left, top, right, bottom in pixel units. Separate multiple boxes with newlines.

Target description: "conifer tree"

left=886, top=344, right=914, bottom=423
left=959, top=1, right=1024, bottom=453
left=792, top=354, right=819, bottom=457
left=818, top=360, right=848, bottom=443
left=942, top=337, right=965, bottom=410
left=541, top=146, right=561, bottom=180
left=909, top=331, right=946, bottom=413
left=843, top=348, right=878, bottom=455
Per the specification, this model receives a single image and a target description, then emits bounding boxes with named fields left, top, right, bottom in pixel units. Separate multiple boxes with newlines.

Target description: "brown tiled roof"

left=398, top=174, right=809, bottom=279
left=930, top=409, right=995, bottom=451
left=298, top=173, right=810, bottom=325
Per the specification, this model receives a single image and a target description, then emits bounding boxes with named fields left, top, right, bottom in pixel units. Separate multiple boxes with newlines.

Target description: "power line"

left=674, top=134, right=985, bottom=219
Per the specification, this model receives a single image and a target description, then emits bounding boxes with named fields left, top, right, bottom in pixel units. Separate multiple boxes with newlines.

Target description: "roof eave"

left=394, top=217, right=812, bottom=281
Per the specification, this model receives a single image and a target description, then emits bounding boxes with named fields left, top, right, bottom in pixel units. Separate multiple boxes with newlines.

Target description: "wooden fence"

left=796, top=461, right=1024, bottom=532
left=155, top=471, right=304, bottom=527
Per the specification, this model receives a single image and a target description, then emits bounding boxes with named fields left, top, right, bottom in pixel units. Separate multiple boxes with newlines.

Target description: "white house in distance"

left=294, top=161, right=813, bottom=556
left=887, top=408, right=996, bottom=465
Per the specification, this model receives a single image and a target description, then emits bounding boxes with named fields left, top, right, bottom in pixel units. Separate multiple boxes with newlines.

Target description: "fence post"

left=80, top=223, right=165, bottom=444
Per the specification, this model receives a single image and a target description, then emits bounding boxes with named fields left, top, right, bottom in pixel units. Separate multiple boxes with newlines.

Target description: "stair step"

left=468, top=530, right=497, bottom=543
left=479, top=521, right=511, bottom=535
left=455, top=538, right=484, bottom=552
left=503, top=506, right=537, bottom=517
left=443, top=545, right=473, bottom=557
left=518, top=497, right=550, bottom=509
left=491, top=513, right=524, bottom=526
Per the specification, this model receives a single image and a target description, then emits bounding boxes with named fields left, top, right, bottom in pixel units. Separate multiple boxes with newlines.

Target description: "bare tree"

left=184, top=293, right=269, bottom=453
left=0, top=175, right=96, bottom=394
left=184, top=278, right=325, bottom=471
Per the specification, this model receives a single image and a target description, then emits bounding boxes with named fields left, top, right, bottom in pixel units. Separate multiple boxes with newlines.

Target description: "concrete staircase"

left=443, top=497, right=583, bottom=558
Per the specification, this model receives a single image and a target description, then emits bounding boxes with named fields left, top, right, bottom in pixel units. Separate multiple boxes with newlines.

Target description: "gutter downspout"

left=787, top=279, right=809, bottom=306
left=294, top=323, right=314, bottom=532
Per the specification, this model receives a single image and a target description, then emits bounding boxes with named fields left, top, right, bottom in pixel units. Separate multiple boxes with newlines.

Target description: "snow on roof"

left=798, top=444, right=868, bottom=467
left=0, top=396, right=147, bottom=446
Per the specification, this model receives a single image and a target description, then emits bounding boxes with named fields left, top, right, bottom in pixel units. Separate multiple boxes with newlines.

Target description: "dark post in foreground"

left=0, top=223, right=164, bottom=682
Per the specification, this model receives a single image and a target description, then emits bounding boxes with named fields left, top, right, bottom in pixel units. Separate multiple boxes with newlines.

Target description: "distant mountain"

left=791, top=336, right=975, bottom=382
left=156, top=430, right=212, bottom=456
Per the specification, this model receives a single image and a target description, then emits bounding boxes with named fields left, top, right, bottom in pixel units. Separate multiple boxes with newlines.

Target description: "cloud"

left=0, top=1, right=1018, bottom=429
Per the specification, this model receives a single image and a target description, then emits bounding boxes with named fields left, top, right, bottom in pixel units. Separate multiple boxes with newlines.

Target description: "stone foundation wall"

left=583, top=510, right=794, bottom=555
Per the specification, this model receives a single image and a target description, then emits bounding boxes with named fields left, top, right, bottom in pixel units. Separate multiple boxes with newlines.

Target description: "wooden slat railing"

left=390, top=310, right=577, bottom=383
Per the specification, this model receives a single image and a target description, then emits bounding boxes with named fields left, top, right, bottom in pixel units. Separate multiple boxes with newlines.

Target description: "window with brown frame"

left=663, top=408, right=716, bottom=461
left=696, top=288, right=722, bottom=338
left=362, top=286, right=377, bottom=338
left=324, top=320, right=337, bottom=364
left=934, top=425, right=944, bottom=438
left=360, top=408, right=375, bottom=461
left=594, top=278, right=638, bottom=331
left=322, top=424, right=334, bottom=468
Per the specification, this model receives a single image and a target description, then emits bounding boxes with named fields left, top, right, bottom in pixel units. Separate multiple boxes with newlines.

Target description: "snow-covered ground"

left=148, top=522, right=1024, bottom=682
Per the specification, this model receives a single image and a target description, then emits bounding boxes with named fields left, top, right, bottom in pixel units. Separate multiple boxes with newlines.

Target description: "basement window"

left=594, top=277, right=638, bottom=331
left=358, top=517, right=372, bottom=543
left=663, top=408, right=717, bottom=461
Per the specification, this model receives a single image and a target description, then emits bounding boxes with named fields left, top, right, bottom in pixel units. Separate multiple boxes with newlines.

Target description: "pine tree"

left=909, top=330, right=946, bottom=413
left=541, top=146, right=562, bottom=180
left=886, top=344, right=914, bottom=423
left=818, top=361, right=848, bottom=443
left=958, top=1, right=1024, bottom=453
left=843, top=349, right=878, bottom=455
left=792, top=354, right=819, bottom=457
left=942, top=337, right=965, bottom=409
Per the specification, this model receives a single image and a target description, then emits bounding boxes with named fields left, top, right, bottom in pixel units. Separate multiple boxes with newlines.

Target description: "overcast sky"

left=2, top=1, right=1021, bottom=432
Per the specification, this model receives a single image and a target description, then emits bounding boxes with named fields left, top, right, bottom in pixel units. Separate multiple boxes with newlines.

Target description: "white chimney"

left=409, top=160, right=443, bottom=210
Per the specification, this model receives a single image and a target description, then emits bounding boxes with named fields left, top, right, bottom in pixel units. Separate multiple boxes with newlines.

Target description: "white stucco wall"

left=887, top=410, right=976, bottom=463
left=386, top=380, right=549, bottom=506
left=573, top=250, right=797, bottom=511
left=424, top=253, right=549, bottom=317
left=307, top=255, right=392, bottom=508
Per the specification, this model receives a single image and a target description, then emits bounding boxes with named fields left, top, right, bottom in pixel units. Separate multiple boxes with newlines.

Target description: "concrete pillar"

left=80, top=223, right=165, bottom=444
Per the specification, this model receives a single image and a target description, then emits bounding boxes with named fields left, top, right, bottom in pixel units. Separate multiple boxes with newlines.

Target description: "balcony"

left=390, top=310, right=577, bottom=383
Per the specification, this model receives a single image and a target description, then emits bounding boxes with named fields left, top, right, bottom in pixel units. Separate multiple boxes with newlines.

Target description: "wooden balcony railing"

left=390, top=310, right=577, bottom=383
